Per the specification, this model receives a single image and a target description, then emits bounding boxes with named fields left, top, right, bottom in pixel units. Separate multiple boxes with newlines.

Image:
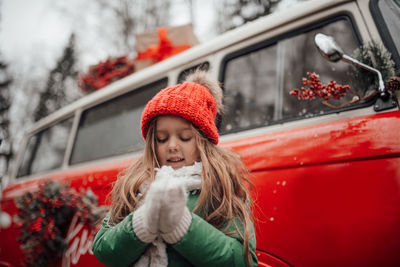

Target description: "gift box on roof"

left=134, top=24, right=199, bottom=71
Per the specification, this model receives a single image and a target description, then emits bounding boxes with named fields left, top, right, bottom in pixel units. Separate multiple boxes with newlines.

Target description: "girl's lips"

left=167, top=158, right=184, bottom=162
left=166, top=158, right=184, bottom=169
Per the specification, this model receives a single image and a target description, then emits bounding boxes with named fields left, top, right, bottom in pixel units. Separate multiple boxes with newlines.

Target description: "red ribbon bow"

left=136, top=27, right=192, bottom=63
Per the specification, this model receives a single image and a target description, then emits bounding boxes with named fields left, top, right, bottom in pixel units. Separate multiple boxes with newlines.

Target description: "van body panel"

left=250, top=157, right=400, bottom=266
left=225, top=111, right=400, bottom=171
left=224, top=112, right=400, bottom=266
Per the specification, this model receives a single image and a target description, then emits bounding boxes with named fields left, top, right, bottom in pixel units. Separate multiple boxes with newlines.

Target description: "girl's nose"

left=167, top=137, right=179, bottom=150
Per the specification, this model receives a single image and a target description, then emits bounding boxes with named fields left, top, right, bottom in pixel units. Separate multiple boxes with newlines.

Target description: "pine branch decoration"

left=352, top=41, right=396, bottom=95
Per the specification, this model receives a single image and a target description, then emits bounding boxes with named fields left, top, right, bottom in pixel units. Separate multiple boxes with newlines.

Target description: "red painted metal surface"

left=1, top=111, right=400, bottom=266
left=225, top=111, right=400, bottom=266
left=256, top=250, right=290, bottom=267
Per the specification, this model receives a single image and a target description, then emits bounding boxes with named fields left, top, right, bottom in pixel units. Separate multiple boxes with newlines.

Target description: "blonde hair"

left=109, top=118, right=254, bottom=266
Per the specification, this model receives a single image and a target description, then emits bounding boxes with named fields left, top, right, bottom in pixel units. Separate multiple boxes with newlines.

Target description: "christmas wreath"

left=78, top=55, right=135, bottom=93
left=15, top=180, right=104, bottom=267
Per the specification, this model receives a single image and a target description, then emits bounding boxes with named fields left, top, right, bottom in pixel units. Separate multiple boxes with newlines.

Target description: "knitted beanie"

left=141, top=71, right=223, bottom=144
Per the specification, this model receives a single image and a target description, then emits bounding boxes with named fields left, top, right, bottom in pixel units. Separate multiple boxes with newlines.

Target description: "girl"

left=92, top=70, right=258, bottom=267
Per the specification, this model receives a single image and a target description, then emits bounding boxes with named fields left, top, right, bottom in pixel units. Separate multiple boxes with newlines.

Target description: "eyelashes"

left=156, top=138, right=167, bottom=143
left=156, top=136, right=192, bottom=143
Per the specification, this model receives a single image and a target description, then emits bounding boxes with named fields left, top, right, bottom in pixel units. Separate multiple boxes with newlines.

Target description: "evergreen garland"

left=352, top=41, right=396, bottom=95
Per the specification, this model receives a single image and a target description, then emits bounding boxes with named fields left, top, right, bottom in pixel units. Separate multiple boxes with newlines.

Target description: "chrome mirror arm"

left=341, top=54, right=385, bottom=94
left=314, top=33, right=386, bottom=95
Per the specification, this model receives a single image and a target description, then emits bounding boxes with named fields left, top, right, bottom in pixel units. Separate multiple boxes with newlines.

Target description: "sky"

left=1, top=0, right=72, bottom=67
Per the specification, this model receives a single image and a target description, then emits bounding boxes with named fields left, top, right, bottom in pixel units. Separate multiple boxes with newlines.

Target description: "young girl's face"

left=155, top=115, right=200, bottom=170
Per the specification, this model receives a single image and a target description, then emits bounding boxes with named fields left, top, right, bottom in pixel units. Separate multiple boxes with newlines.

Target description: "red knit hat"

left=141, top=71, right=223, bottom=144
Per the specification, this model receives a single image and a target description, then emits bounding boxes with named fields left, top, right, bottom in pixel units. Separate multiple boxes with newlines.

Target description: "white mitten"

left=159, top=178, right=192, bottom=244
left=132, top=176, right=168, bottom=243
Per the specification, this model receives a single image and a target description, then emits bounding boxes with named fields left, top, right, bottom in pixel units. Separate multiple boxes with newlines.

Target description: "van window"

left=220, top=17, right=360, bottom=133
left=70, top=78, right=168, bottom=165
left=222, top=44, right=277, bottom=131
left=17, top=117, right=73, bottom=177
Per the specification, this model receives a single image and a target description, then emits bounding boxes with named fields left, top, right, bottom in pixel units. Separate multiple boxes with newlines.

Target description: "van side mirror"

left=314, top=33, right=396, bottom=111
left=314, top=33, right=344, bottom=62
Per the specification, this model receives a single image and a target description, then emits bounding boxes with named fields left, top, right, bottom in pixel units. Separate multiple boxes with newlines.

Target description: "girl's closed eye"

left=180, top=135, right=192, bottom=142
left=156, top=135, right=168, bottom=143
left=180, top=130, right=194, bottom=142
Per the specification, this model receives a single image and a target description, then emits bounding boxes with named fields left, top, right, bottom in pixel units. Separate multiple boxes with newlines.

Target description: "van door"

left=219, top=10, right=400, bottom=267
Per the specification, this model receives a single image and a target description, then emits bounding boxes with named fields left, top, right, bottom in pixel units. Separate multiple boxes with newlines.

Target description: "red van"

left=1, top=0, right=399, bottom=266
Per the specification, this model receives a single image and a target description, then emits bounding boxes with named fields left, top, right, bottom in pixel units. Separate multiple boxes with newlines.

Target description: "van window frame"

left=369, top=0, right=400, bottom=67
left=217, top=13, right=373, bottom=135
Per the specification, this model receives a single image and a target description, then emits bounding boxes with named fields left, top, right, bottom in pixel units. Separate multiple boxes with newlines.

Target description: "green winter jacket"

left=92, top=191, right=258, bottom=267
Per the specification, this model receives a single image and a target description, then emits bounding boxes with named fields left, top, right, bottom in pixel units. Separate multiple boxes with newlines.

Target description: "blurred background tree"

left=0, top=55, right=13, bottom=183
left=216, top=0, right=282, bottom=33
left=34, top=34, right=79, bottom=121
left=0, top=0, right=13, bottom=183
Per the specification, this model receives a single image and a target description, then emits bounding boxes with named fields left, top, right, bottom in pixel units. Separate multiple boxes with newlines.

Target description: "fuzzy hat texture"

left=141, top=70, right=223, bottom=144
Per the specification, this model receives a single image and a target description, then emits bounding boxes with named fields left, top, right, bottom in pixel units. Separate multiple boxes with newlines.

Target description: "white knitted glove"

left=154, top=166, right=192, bottom=244
left=159, top=178, right=192, bottom=244
left=131, top=176, right=168, bottom=243
left=132, top=165, right=195, bottom=244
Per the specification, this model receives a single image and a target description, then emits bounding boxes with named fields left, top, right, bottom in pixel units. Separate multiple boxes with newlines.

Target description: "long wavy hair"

left=109, top=118, right=254, bottom=266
